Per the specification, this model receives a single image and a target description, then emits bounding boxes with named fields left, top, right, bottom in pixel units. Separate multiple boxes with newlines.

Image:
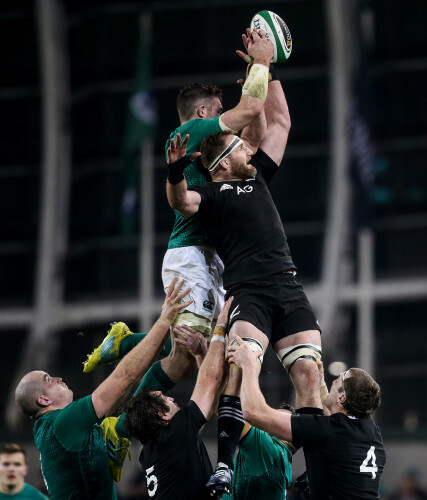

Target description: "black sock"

left=216, top=395, right=244, bottom=471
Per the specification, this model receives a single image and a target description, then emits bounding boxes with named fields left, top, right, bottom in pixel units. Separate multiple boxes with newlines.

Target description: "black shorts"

left=225, top=273, right=320, bottom=345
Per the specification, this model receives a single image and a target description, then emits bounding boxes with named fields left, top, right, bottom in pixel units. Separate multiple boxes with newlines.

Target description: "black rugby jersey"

left=139, top=401, right=212, bottom=500
left=291, top=412, right=386, bottom=499
left=189, top=149, right=295, bottom=288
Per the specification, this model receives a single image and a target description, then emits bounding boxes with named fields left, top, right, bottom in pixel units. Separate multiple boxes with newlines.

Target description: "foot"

left=100, top=416, right=131, bottom=482
left=206, top=466, right=233, bottom=497
left=83, top=322, right=133, bottom=373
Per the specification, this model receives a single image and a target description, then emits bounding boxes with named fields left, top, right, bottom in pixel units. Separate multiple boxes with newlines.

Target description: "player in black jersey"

left=166, top=72, right=322, bottom=496
left=228, top=339, right=386, bottom=500
left=123, top=298, right=233, bottom=500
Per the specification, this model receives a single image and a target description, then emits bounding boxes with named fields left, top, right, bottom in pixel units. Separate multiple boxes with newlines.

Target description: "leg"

left=207, top=320, right=266, bottom=497
left=162, top=245, right=224, bottom=338
left=274, top=329, right=322, bottom=409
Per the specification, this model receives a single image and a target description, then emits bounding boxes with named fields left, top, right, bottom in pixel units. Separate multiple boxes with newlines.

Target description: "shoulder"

left=23, top=483, right=48, bottom=499
left=53, top=396, right=99, bottom=431
left=188, top=182, right=217, bottom=199
left=252, top=149, right=277, bottom=169
left=180, top=117, right=221, bottom=136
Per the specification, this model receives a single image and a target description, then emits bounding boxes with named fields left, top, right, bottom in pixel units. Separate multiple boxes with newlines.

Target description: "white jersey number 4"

left=360, top=446, right=378, bottom=479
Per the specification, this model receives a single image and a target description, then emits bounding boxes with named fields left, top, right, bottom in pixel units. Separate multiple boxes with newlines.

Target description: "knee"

left=290, top=359, right=320, bottom=389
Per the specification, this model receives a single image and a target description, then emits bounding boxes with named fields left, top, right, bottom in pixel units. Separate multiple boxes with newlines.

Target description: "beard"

left=230, top=161, right=257, bottom=180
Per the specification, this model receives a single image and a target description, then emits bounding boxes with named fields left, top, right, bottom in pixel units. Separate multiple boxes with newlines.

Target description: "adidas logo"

left=220, top=184, right=233, bottom=192
left=219, top=431, right=229, bottom=438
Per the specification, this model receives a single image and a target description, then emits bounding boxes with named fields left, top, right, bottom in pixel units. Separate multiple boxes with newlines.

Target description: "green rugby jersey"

left=165, top=117, right=222, bottom=249
left=0, top=483, right=48, bottom=499
left=33, top=395, right=116, bottom=500
left=222, top=426, right=292, bottom=500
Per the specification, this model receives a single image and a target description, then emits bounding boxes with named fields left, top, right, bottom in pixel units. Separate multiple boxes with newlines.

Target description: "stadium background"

left=1, top=0, right=426, bottom=496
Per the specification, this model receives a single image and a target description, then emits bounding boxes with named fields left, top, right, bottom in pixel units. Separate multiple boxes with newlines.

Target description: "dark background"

left=1, top=0, right=427, bottom=495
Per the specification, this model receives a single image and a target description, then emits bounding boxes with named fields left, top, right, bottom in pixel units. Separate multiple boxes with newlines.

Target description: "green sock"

left=119, top=334, right=172, bottom=358
left=115, top=413, right=130, bottom=439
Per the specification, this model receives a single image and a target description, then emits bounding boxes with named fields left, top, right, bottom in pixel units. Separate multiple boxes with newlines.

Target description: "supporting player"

left=123, top=298, right=233, bottom=499
left=14, top=278, right=191, bottom=499
left=228, top=339, right=386, bottom=499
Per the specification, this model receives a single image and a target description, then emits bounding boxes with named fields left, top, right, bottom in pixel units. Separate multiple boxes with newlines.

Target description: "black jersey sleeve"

left=188, top=183, right=216, bottom=218
left=252, top=149, right=278, bottom=183
left=291, top=414, right=331, bottom=449
left=186, top=400, right=208, bottom=430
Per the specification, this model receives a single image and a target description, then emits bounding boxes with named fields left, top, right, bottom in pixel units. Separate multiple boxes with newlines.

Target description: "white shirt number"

left=360, top=446, right=378, bottom=479
left=146, top=465, right=158, bottom=497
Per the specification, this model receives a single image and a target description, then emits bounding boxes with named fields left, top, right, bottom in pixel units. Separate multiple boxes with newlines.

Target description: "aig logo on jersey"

left=237, top=185, right=253, bottom=195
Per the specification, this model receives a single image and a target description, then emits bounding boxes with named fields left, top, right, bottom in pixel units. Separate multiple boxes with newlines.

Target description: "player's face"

left=205, top=97, right=223, bottom=118
left=163, top=395, right=180, bottom=417
left=0, top=452, right=27, bottom=491
left=228, top=140, right=257, bottom=179
left=41, top=371, right=73, bottom=405
left=325, top=370, right=350, bottom=409
left=152, top=391, right=180, bottom=420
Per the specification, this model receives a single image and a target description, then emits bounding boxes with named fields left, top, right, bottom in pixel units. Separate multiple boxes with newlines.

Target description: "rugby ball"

left=250, top=11, right=292, bottom=64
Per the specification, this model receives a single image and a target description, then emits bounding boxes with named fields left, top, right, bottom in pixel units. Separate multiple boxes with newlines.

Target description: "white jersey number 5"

left=360, top=446, right=378, bottom=479
left=146, top=465, right=158, bottom=497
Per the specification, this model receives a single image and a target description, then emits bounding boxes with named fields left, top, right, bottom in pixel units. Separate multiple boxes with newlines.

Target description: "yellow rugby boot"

left=83, top=322, right=133, bottom=373
left=100, top=416, right=131, bottom=482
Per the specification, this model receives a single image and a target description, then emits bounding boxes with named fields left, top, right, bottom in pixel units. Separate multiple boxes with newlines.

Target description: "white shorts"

left=162, top=245, right=225, bottom=324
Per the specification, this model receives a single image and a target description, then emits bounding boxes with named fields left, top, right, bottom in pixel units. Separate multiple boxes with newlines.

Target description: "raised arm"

left=220, top=29, right=273, bottom=133
left=166, top=133, right=202, bottom=217
left=258, top=76, right=291, bottom=165
left=227, top=334, right=293, bottom=442
left=238, top=30, right=268, bottom=152
left=190, top=297, right=233, bottom=419
left=91, top=278, right=192, bottom=418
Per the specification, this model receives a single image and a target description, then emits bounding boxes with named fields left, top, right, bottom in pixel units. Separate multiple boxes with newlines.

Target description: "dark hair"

left=342, top=368, right=381, bottom=418
left=124, top=389, right=170, bottom=445
left=177, top=83, right=223, bottom=123
left=279, top=402, right=296, bottom=414
left=200, top=131, right=233, bottom=171
left=0, top=443, right=26, bottom=459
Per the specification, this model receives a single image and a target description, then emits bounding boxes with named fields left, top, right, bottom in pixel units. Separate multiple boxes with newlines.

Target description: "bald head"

left=15, top=371, right=73, bottom=419
left=15, top=371, right=46, bottom=419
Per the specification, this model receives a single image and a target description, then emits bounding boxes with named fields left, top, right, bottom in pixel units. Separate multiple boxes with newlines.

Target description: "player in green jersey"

left=0, top=443, right=47, bottom=499
left=14, top=278, right=191, bottom=500
left=221, top=406, right=296, bottom=500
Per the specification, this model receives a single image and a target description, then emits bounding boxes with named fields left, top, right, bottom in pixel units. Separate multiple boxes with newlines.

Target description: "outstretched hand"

left=236, top=28, right=256, bottom=65
left=227, top=333, right=261, bottom=367
left=173, top=324, right=208, bottom=358
left=167, top=133, right=201, bottom=164
left=236, top=28, right=273, bottom=66
left=216, top=296, right=234, bottom=327
left=160, top=277, right=193, bottom=326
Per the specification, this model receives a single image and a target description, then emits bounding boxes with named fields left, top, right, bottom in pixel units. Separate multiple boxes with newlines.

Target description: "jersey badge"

left=220, top=184, right=233, bottom=192
left=237, top=185, right=253, bottom=195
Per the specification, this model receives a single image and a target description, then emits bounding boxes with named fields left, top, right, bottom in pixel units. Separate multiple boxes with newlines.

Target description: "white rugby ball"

left=250, top=10, right=292, bottom=64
